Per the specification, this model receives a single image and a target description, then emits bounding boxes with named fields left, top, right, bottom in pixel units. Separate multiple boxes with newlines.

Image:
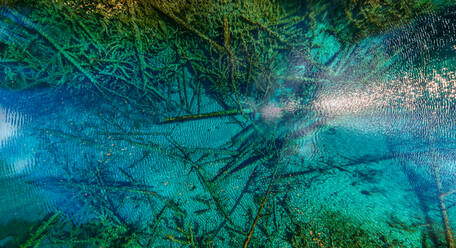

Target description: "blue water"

left=1, top=4, right=456, bottom=248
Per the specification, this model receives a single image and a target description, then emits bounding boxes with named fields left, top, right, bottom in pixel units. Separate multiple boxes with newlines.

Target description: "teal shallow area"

left=1, top=2, right=456, bottom=248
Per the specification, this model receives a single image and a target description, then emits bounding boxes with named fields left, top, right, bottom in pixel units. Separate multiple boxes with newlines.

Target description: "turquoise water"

left=1, top=3, right=456, bottom=248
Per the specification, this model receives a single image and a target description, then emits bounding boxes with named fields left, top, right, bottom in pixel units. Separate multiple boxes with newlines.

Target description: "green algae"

left=286, top=210, right=398, bottom=248
left=1, top=1, right=456, bottom=248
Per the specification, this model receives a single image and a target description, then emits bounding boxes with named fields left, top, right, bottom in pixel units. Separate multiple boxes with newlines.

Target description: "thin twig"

left=243, top=164, right=279, bottom=248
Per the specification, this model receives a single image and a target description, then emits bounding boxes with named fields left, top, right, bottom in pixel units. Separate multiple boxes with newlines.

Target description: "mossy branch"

left=161, top=109, right=252, bottom=123
left=241, top=15, right=293, bottom=47
left=21, top=212, right=61, bottom=248
left=5, top=8, right=104, bottom=93
left=149, top=2, right=226, bottom=54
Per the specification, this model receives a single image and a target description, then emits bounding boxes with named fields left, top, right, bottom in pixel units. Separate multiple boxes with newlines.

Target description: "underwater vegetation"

left=1, top=0, right=456, bottom=247
left=1, top=0, right=307, bottom=112
left=1, top=0, right=445, bottom=108
left=320, top=0, right=440, bottom=43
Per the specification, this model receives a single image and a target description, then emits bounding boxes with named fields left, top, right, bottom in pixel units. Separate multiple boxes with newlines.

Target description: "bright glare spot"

left=0, top=107, right=17, bottom=145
